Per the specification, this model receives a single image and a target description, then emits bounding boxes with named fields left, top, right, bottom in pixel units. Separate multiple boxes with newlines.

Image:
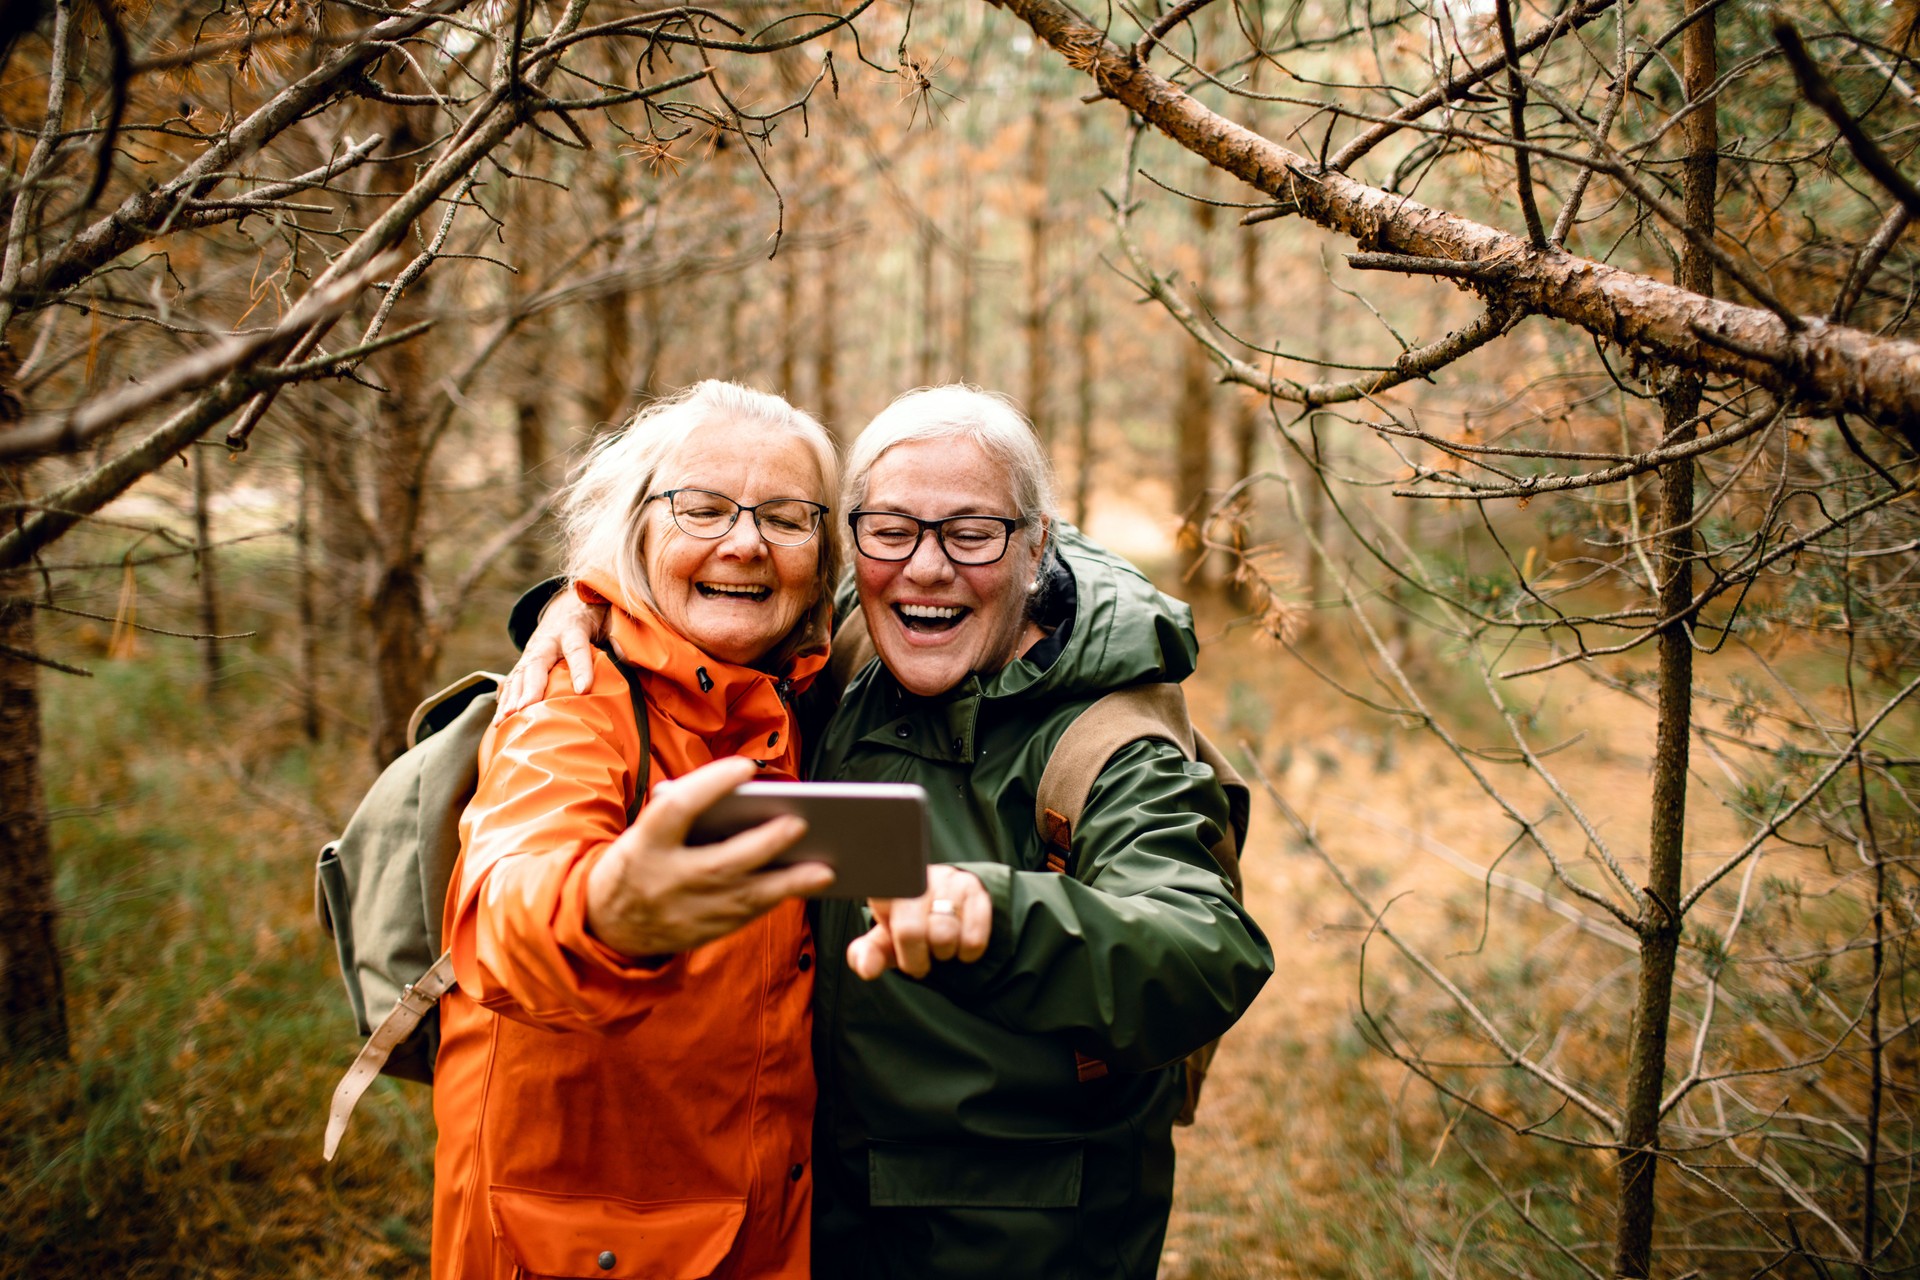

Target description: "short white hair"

left=844, top=384, right=1058, bottom=524
left=557, top=380, right=842, bottom=663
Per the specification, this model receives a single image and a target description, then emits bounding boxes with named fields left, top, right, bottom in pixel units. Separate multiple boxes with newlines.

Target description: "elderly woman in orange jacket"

left=431, top=381, right=842, bottom=1280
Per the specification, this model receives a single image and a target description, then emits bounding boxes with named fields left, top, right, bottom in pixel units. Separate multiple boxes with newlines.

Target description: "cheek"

left=963, top=568, right=1020, bottom=626
left=856, top=558, right=894, bottom=598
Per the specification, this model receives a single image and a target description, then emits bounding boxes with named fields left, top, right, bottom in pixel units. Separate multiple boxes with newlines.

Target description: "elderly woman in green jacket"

left=507, top=384, right=1272, bottom=1280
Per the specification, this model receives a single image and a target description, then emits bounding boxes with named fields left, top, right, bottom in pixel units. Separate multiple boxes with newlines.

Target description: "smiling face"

left=854, top=436, right=1048, bottom=698
left=640, top=416, right=827, bottom=667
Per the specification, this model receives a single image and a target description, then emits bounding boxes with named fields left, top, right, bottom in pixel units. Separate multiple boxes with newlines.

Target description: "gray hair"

left=844, top=384, right=1061, bottom=620
left=844, top=384, right=1058, bottom=524
left=556, top=380, right=842, bottom=665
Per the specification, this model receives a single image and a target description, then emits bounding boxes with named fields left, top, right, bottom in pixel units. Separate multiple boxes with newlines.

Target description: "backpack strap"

left=596, top=639, right=651, bottom=817
left=324, top=951, right=457, bottom=1160
left=1034, top=683, right=1193, bottom=872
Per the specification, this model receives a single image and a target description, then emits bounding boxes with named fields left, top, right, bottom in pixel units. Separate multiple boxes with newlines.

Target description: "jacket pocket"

left=867, top=1140, right=1084, bottom=1209
left=487, top=1185, right=746, bottom=1279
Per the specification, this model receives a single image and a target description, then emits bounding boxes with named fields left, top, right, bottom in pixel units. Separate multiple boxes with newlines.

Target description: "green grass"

left=0, top=631, right=436, bottom=1278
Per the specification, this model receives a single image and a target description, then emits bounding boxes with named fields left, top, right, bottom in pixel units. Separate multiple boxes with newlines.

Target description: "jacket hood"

left=975, top=521, right=1198, bottom=703
left=574, top=569, right=825, bottom=774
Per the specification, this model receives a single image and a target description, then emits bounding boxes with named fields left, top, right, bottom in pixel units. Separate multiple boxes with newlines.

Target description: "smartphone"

left=685, top=781, right=930, bottom=900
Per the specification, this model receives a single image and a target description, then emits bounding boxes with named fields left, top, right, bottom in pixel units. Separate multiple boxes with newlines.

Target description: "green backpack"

left=314, top=651, right=647, bottom=1159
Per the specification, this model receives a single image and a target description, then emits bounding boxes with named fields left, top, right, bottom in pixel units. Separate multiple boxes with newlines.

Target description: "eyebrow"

left=861, top=500, right=1017, bottom=520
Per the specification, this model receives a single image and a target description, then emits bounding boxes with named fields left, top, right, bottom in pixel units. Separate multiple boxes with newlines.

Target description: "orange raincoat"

left=432, top=576, right=824, bottom=1280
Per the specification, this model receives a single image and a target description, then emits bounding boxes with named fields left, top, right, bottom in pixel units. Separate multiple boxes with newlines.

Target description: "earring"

left=1027, top=579, right=1040, bottom=594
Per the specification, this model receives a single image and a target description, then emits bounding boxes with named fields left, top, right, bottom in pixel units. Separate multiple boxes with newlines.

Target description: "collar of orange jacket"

left=573, top=571, right=826, bottom=775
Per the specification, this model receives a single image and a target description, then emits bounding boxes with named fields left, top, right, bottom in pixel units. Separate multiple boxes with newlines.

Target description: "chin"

left=883, top=654, right=967, bottom=698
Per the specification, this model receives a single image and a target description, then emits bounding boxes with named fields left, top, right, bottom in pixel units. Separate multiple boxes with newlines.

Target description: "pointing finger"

left=847, top=919, right=896, bottom=980
left=958, top=880, right=992, bottom=962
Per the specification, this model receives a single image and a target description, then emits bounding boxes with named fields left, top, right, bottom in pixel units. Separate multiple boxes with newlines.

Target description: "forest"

left=1, top=0, right=1917, bottom=1275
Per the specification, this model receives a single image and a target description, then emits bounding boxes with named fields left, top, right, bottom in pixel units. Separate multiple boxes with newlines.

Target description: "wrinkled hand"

left=495, top=589, right=607, bottom=723
left=847, top=865, right=992, bottom=980
left=586, top=757, right=834, bottom=958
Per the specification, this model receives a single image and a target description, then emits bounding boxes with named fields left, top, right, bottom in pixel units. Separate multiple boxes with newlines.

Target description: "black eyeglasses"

left=646, top=489, right=827, bottom=547
left=848, top=510, right=1026, bottom=566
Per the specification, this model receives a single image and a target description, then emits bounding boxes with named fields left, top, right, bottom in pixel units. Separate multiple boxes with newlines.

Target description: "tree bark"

left=1611, top=4, right=1717, bottom=1273
left=0, top=572, right=65, bottom=1063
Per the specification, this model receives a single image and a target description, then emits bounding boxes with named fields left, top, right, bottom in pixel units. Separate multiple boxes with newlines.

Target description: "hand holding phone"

left=586, top=758, right=835, bottom=957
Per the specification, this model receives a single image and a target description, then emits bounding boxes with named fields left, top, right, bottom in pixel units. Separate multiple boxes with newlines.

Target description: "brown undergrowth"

left=1, top=563, right=1906, bottom=1277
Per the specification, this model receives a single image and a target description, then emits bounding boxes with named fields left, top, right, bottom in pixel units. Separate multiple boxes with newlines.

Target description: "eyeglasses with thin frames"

left=847, top=510, right=1027, bottom=566
left=646, top=489, right=828, bottom=547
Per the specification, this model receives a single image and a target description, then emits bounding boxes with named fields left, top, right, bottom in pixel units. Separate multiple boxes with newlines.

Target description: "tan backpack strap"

left=323, top=951, right=457, bottom=1161
left=1034, top=683, right=1195, bottom=862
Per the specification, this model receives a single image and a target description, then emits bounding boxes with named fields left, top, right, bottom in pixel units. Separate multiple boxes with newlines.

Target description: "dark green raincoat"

left=809, top=527, right=1274, bottom=1279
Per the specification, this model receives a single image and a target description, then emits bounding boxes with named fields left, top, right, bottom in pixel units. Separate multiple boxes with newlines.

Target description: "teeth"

left=701, top=583, right=768, bottom=597
left=899, top=603, right=964, bottom=619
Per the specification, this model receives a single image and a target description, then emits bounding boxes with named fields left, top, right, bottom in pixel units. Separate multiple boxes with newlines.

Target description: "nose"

left=902, top=528, right=955, bottom=583
left=715, top=511, right=768, bottom=558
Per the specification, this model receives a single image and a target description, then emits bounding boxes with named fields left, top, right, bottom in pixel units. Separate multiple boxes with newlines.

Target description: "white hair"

left=844, top=384, right=1058, bottom=525
left=556, top=380, right=842, bottom=664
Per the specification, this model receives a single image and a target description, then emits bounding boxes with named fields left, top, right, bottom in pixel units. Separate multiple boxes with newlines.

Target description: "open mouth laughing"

left=894, top=602, right=970, bottom=633
left=697, top=581, right=772, bottom=602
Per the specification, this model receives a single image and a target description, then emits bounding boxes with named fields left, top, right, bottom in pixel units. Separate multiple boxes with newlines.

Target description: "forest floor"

left=1, top=549, right=1756, bottom=1278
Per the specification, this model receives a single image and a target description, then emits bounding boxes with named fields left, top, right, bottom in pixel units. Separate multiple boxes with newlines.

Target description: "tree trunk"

left=593, top=172, right=634, bottom=429
left=1611, top=4, right=1716, bottom=1273
left=780, top=228, right=802, bottom=400
left=366, top=289, right=432, bottom=766
left=956, top=154, right=977, bottom=381
left=296, top=453, right=321, bottom=743
left=639, top=277, right=664, bottom=401
left=1073, top=267, right=1096, bottom=530
left=814, top=143, right=841, bottom=433
left=916, top=218, right=938, bottom=387
left=1175, top=198, right=1216, bottom=578
left=1303, top=266, right=1334, bottom=613
left=1232, top=227, right=1261, bottom=487
left=0, top=574, right=65, bottom=1063
left=514, top=395, right=546, bottom=579
left=1024, top=102, right=1050, bottom=441
left=191, top=447, right=222, bottom=695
